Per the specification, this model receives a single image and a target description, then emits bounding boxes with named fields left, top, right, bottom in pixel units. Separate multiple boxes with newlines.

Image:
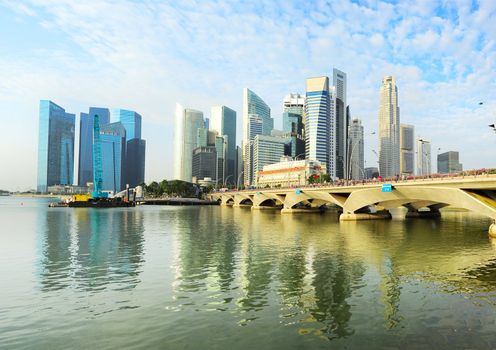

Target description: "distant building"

left=333, top=68, right=348, bottom=180
left=253, top=135, right=286, bottom=186
left=283, top=93, right=305, bottom=116
left=192, top=146, right=217, bottom=183
left=78, top=107, right=110, bottom=187
left=173, top=104, right=204, bottom=181
left=111, top=108, right=146, bottom=187
left=243, top=89, right=272, bottom=186
left=305, top=76, right=334, bottom=177
left=37, top=100, right=75, bottom=193
left=417, top=138, right=431, bottom=175
left=257, top=158, right=326, bottom=188
left=364, top=167, right=379, bottom=179
left=379, top=76, right=400, bottom=177
left=400, top=124, right=415, bottom=176
left=210, top=106, right=237, bottom=184
left=100, top=122, right=126, bottom=193
left=348, top=118, right=364, bottom=180
left=437, top=151, right=462, bottom=173
left=236, top=146, right=243, bottom=186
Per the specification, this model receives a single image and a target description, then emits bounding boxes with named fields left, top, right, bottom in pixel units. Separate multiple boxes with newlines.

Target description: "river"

left=1, top=196, right=496, bottom=349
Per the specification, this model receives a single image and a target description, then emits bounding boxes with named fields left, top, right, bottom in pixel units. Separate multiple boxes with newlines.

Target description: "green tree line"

left=140, top=180, right=213, bottom=198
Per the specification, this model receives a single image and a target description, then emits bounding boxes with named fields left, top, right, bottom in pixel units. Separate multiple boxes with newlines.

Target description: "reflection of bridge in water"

left=210, top=175, right=496, bottom=236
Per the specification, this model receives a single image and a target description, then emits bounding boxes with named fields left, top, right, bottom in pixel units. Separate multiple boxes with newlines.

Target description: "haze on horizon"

left=1, top=0, right=495, bottom=191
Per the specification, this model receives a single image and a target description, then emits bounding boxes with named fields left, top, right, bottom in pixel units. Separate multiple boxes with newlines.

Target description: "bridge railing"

left=215, top=168, right=496, bottom=194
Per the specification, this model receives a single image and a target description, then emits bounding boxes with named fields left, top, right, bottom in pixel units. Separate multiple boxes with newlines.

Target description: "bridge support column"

left=489, top=223, right=496, bottom=239
left=339, top=210, right=391, bottom=221
left=281, top=207, right=325, bottom=214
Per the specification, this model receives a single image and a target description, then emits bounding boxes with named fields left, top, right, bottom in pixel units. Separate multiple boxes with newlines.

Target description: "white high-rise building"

left=417, top=138, right=431, bottom=175
left=400, top=124, right=415, bottom=176
left=333, top=68, right=348, bottom=179
left=242, top=88, right=272, bottom=186
left=173, top=103, right=204, bottom=181
left=283, top=93, right=305, bottom=116
left=378, top=76, right=400, bottom=177
left=305, top=76, right=335, bottom=178
left=348, top=118, right=364, bottom=180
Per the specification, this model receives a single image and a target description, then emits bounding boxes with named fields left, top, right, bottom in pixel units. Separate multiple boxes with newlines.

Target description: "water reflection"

left=38, top=208, right=144, bottom=292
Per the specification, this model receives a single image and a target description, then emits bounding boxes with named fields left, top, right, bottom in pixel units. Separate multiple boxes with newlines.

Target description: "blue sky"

left=1, top=0, right=495, bottom=190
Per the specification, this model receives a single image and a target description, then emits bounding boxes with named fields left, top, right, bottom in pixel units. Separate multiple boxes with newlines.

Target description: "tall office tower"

left=283, top=111, right=305, bottom=158
left=173, top=104, right=204, bottom=181
left=243, top=114, right=264, bottom=185
left=283, top=93, right=305, bottom=115
left=100, top=122, right=126, bottom=192
left=37, top=100, right=75, bottom=193
left=111, top=109, right=146, bottom=187
left=242, top=88, right=272, bottom=186
left=437, top=151, right=463, bottom=173
left=416, top=138, right=431, bottom=175
left=215, top=135, right=227, bottom=185
left=78, top=107, right=110, bottom=187
left=236, top=146, right=243, bottom=186
left=210, top=106, right=237, bottom=184
left=348, top=118, right=364, bottom=180
left=333, top=68, right=348, bottom=179
left=400, top=124, right=415, bottom=176
left=252, top=135, right=286, bottom=186
left=192, top=146, right=217, bottom=182
left=305, top=76, right=334, bottom=177
left=378, top=76, right=400, bottom=177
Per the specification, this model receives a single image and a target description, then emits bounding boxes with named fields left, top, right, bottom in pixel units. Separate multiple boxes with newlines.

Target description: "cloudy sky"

left=1, top=0, right=495, bottom=190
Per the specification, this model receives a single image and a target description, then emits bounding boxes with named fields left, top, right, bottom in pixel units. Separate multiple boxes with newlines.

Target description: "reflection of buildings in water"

left=38, top=208, right=145, bottom=292
left=379, top=256, right=402, bottom=330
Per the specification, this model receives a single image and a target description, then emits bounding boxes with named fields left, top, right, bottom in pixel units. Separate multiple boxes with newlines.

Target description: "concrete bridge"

left=209, top=174, right=496, bottom=236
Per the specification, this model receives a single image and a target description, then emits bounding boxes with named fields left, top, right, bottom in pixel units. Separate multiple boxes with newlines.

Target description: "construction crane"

left=92, top=114, right=107, bottom=199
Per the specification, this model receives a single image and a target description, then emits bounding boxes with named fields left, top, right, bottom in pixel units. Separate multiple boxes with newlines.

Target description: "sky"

left=1, top=0, right=495, bottom=191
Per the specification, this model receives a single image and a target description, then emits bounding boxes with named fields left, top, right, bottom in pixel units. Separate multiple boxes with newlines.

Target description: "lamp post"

left=372, top=149, right=380, bottom=177
left=417, top=138, right=430, bottom=176
left=224, top=174, right=233, bottom=188
left=237, top=171, right=244, bottom=191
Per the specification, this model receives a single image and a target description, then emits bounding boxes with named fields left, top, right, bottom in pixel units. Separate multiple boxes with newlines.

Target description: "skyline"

left=1, top=0, right=496, bottom=190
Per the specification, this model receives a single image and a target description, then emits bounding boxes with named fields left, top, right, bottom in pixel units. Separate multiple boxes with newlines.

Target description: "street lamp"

left=224, top=174, right=233, bottom=187
left=237, top=171, right=244, bottom=190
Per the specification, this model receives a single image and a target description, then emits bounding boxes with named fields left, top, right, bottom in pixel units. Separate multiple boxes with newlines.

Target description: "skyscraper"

left=253, top=135, right=286, bottom=186
left=242, top=89, right=272, bottom=186
left=100, top=122, right=126, bottom=192
left=437, top=151, right=462, bottom=173
left=78, top=107, right=110, bottom=187
left=378, top=76, right=400, bottom=177
left=111, top=108, right=146, bottom=187
left=400, top=124, right=415, bottom=176
left=416, top=138, right=431, bottom=175
left=173, top=104, right=204, bottom=181
left=37, top=100, right=75, bottom=193
left=283, top=93, right=305, bottom=116
left=210, top=105, right=237, bottom=184
left=305, top=76, right=334, bottom=177
left=348, top=118, right=364, bottom=180
left=333, top=68, right=348, bottom=179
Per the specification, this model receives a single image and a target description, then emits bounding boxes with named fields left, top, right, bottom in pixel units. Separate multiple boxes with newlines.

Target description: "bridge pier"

left=489, top=223, right=496, bottom=239
left=339, top=210, right=392, bottom=221
left=281, top=207, right=325, bottom=214
left=252, top=205, right=281, bottom=210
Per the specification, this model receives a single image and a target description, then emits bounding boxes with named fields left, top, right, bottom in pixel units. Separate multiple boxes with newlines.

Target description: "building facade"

left=400, top=124, right=415, bottom=176
left=192, top=146, right=217, bottom=182
left=437, top=151, right=462, bottom=173
left=416, top=138, right=431, bottom=175
left=173, top=104, right=204, bottom=181
left=378, top=76, right=400, bottom=177
left=333, top=68, right=348, bottom=179
left=364, top=167, right=380, bottom=179
left=305, top=76, right=335, bottom=178
left=210, top=105, right=237, bottom=184
left=348, top=118, right=364, bottom=180
left=253, top=135, right=286, bottom=186
left=257, top=158, right=326, bottom=188
left=242, top=89, right=272, bottom=186
left=283, top=93, right=305, bottom=116
left=100, top=122, right=126, bottom=193
left=78, top=107, right=111, bottom=187
left=37, top=100, right=75, bottom=193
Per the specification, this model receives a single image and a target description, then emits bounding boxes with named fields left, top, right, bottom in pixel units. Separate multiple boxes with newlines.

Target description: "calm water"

left=1, top=197, right=496, bottom=349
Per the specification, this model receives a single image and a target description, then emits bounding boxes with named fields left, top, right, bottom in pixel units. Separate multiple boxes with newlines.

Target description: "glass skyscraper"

left=37, top=100, right=75, bottom=193
left=100, top=122, right=126, bottom=192
left=112, top=109, right=142, bottom=141
left=305, top=77, right=333, bottom=177
left=78, top=107, right=110, bottom=187
left=210, top=105, right=237, bottom=185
